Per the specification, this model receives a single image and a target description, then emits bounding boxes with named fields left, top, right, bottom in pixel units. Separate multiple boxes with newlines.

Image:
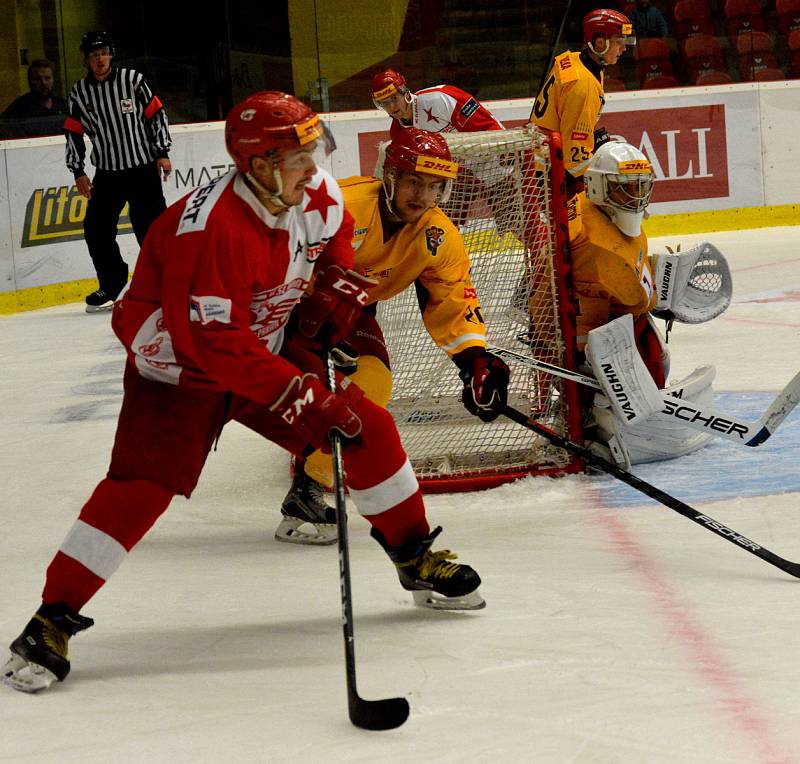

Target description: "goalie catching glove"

left=651, top=241, right=732, bottom=324
left=455, top=348, right=510, bottom=422
left=269, top=372, right=364, bottom=452
left=295, top=266, right=376, bottom=348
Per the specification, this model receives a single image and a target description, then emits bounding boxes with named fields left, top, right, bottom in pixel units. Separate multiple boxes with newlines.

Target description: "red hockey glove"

left=295, top=266, right=375, bottom=349
left=456, top=349, right=510, bottom=423
left=269, top=373, right=364, bottom=452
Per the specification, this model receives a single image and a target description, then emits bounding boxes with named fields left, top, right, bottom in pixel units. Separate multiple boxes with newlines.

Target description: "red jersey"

left=111, top=168, right=354, bottom=406
left=390, top=84, right=504, bottom=138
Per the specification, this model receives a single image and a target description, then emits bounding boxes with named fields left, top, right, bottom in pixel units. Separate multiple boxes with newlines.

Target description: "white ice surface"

left=1, top=226, right=799, bottom=763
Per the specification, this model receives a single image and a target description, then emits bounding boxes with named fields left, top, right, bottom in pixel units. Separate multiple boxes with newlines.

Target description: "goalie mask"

left=583, top=9, right=636, bottom=61
left=225, top=91, right=330, bottom=207
left=382, top=128, right=459, bottom=214
left=584, top=141, right=654, bottom=237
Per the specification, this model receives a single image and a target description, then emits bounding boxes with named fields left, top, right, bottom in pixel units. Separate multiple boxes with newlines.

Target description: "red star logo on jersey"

left=423, top=107, right=441, bottom=124
left=304, top=179, right=337, bottom=223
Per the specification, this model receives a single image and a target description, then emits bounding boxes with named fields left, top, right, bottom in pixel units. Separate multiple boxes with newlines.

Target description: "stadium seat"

left=604, top=76, right=628, bottom=92
left=683, top=34, right=728, bottom=80
left=735, top=30, right=778, bottom=78
left=788, top=28, right=800, bottom=76
left=723, top=0, right=767, bottom=38
left=694, top=69, right=734, bottom=84
left=673, top=0, right=714, bottom=38
left=635, top=39, right=675, bottom=83
left=641, top=74, right=679, bottom=88
left=752, top=67, right=787, bottom=80
left=776, top=0, right=800, bottom=36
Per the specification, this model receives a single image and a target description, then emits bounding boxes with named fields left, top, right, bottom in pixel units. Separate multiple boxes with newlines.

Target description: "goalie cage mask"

left=584, top=141, right=654, bottom=237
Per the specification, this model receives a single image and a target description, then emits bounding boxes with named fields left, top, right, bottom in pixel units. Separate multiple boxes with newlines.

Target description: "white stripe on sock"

left=59, top=519, right=128, bottom=581
left=348, top=458, right=419, bottom=517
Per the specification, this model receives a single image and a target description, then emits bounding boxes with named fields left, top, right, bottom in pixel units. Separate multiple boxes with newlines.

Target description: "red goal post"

left=377, top=124, right=584, bottom=492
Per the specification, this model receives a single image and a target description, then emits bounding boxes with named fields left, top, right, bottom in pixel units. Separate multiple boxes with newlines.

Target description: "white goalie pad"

left=592, top=365, right=716, bottom=466
left=585, top=314, right=662, bottom=425
left=652, top=241, right=732, bottom=324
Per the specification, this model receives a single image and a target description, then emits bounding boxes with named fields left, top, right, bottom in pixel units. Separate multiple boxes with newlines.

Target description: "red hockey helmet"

left=583, top=9, right=635, bottom=45
left=371, top=68, right=410, bottom=107
left=384, top=128, right=458, bottom=180
left=225, top=91, right=323, bottom=173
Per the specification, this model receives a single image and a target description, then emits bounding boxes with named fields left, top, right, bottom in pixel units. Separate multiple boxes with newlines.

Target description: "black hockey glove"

left=455, top=348, right=510, bottom=423
left=593, top=126, right=611, bottom=150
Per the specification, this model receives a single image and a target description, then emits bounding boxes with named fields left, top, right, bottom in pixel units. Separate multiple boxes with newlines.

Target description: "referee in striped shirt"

left=65, top=31, right=172, bottom=312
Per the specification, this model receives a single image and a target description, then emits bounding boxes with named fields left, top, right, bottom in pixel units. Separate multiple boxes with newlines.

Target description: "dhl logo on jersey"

left=415, top=155, right=458, bottom=179
left=617, top=159, right=652, bottom=174
left=373, top=83, right=398, bottom=101
left=21, top=185, right=131, bottom=248
left=295, top=114, right=323, bottom=145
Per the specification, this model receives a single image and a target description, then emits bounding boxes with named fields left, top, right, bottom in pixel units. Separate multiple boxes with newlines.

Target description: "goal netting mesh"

left=377, top=125, right=583, bottom=491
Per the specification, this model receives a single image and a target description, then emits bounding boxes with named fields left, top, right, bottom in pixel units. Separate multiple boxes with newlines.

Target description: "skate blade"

left=1, top=653, right=57, bottom=693
left=85, top=303, right=113, bottom=314
left=275, top=517, right=338, bottom=546
left=412, top=589, right=486, bottom=611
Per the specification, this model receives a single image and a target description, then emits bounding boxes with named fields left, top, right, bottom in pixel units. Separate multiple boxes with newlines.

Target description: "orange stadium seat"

left=752, top=66, right=787, bottom=80
left=694, top=69, right=734, bottom=84
left=641, top=73, right=680, bottom=87
left=683, top=34, right=728, bottom=80
left=789, top=28, right=800, bottom=75
left=604, top=76, right=628, bottom=92
left=776, top=0, right=800, bottom=35
left=735, top=30, right=778, bottom=79
left=673, top=0, right=714, bottom=38
left=723, top=0, right=767, bottom=37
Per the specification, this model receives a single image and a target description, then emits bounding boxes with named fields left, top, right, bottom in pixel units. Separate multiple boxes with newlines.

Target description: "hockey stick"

left=491, top=345, right=800, bottom=448
left=325, top=353, right=410, bottom=731
left=530, top=0, right=575, bottom=120
left=501, top=403, right=800, bottom=579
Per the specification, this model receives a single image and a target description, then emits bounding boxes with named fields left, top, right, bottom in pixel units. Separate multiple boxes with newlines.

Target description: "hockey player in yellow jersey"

left=277, top=128, right=510, bottom=544
left=531, top=8, right=635, bottom=195
left=572, top=140, right=733, bottom=468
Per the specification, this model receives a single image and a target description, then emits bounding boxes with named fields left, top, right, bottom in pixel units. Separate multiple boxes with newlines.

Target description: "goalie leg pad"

left=585, top=314, right=662, bottom=425
left=592, top=365, right=716, bottom=465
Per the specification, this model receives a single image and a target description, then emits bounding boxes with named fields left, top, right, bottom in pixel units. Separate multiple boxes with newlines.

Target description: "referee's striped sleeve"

left=136, top=74, right=172, bottom=155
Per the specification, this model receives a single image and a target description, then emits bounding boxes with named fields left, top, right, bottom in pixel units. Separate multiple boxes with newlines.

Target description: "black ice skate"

left=2, top=602, right=94, bottom=693
left=84, top=288, right=116, bottom=313
left=372, top=526, right=485, bottom=610
left=275, top=470, right=338, bottom=546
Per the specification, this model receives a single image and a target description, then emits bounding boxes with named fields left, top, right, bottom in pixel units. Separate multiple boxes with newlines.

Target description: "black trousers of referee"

left=83, top=161, right=166, bottom=296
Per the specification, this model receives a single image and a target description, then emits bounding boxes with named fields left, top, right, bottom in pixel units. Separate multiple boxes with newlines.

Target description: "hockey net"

left=377, top=125, right=584, bottom=491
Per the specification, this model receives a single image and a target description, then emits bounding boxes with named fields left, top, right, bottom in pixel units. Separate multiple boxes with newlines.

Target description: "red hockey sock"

left=42, top=477, right=174, bottom=612
left=365, top=491, right=429, bottom=549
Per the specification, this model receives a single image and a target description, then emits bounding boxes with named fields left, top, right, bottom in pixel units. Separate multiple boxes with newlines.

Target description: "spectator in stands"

left=0, top=60, right=68, bottom=137
left=630, top=0, right=669, bottom=38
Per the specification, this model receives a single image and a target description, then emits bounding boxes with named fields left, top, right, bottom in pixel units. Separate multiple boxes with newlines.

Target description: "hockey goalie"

left=570, top=139, right=732, bottom=468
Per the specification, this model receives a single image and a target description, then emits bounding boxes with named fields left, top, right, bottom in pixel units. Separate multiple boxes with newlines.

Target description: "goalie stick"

left=326, top=353, right=410, bottom=731
left=501, top=403, right=800, bottom=579
left=490, top=345, right=800, bottom=448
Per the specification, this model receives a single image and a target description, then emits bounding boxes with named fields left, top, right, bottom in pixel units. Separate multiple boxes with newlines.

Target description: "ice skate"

left=275, top=469, right=338, bottom=546
left=84, top=288, right=116, bottom=313
left=2, top=602, right=94, bottom=693
left=372, top=526, right=485, bottom=610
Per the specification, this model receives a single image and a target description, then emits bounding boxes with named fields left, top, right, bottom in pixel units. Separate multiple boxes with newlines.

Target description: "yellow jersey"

left=568, top=194, right=656, bottom=348
left=530, top=50, right=604, bottom=178
left=339, top=177, right=487, bottom=357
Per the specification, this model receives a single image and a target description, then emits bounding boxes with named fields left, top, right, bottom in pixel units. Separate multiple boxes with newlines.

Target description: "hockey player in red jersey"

left=278, top=127, right=510, bottom=544
left=370, top=68, right=504, bottom=138
left=1, top=92, right=485, bottom=695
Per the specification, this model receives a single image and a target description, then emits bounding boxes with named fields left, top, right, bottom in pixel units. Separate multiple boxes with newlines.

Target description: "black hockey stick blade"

left=501, top=404, right=800, bottom=579
left=350, top=695, right=410, bottom=731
